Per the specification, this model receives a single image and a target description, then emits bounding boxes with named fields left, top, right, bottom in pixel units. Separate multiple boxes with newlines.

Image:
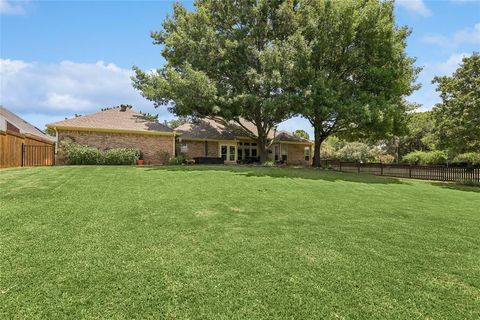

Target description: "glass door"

left=220, top=144, right=236, bottom=163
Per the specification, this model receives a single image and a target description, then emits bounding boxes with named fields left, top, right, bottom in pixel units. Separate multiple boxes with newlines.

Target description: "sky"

left=1, top=0, right=479, bottom=137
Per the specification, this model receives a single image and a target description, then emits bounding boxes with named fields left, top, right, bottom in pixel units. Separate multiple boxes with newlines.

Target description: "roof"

left=175, top=118, right=312, bottom=144
left=0, top=106, right=56, bottom=142
left=47, top=108, right=174, bottom=136
left=272, top=131, right=311, bottom=144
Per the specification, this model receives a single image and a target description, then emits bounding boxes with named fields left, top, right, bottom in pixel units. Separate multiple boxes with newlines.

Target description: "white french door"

left=220, top=144, right=236, bottom=163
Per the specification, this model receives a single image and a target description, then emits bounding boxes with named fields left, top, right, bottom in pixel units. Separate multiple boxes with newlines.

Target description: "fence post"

left=380, top=162, right=384, bottom=176
left=409, top=165, right=412, bottom=178
left=21, top=143, right=25, bottom=167
left=357, top=162, right=361, bottom=173
left=52, top=145, right=55, bottom=166
left=339, top=161, right=342, bottom=172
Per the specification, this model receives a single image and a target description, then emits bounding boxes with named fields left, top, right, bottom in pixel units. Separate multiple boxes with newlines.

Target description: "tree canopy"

left=132, top=0, right=300, bottom=162
left=284, top=0, right=420, bottom=166
left=432, top=53, right=480, bottom=154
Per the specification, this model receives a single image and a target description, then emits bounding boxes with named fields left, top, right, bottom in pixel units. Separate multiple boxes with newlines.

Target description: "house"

left=47, top=106, right=176, bottom=164
left=175, top=118, right=312, bottom=165
left=1, top=106, right=56, bottom=168
left=47, top=106, right=313, bottom=165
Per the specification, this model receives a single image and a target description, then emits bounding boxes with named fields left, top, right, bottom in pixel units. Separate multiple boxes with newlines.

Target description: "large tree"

left=432, top=53, right=480, bottom=154
left=283, top=0, right=420, bottom=167
left=132, top=0, right=300, bottom=163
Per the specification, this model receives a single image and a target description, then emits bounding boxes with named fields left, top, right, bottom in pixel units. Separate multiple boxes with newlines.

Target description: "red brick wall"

left=176, top=140, right=219, bottom=159
left=57, top=130, right=174, bottom=164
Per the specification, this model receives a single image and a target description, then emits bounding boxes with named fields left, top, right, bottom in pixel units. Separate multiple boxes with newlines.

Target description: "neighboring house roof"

left=0, top=106, right=55, bottom=142
left=47, top=108, right=174, bottom=136
left=175, top=118, right=312, bottom=144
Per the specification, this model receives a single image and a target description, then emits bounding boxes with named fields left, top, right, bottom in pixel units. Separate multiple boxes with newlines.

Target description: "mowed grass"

left=0, top=166, right=479, bottom=319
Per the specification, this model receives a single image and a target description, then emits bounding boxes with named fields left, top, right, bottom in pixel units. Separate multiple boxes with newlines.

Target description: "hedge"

left=64, top=144, right=139, bottom=165
left=402, top=150, right=448, bottom=165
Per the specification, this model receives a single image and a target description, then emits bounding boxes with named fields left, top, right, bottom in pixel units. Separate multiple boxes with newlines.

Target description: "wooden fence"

left=320, top=160, right=480, bottom=182
left=0, top=130, right=55, bottom=168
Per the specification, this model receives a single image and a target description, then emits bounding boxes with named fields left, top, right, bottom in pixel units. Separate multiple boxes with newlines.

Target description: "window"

left=274, top=145, right=279, bottom=161
left=221, top=146, right=227, bottom=160
left=237, top=148, right=243, bottom=159
left=244, top=142, right=250, bottom=146
left=251, top=143, right=257, bottom=146
left=304, top=147, right=310, bottom=161
left=244, top=148, right=250, bottom=157
left=180, top=143, right=188, bottom=153
left=251, top=148, right=257, bottom=157
left=229, top=146, right=235, bottom=161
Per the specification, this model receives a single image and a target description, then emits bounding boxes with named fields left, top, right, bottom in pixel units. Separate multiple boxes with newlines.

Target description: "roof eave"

left=47, top=125, right=176, bottom=137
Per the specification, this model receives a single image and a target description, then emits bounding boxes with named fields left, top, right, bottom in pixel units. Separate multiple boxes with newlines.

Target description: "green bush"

left=169, top=155, right=185, bottom=165
left=104, top=148, right=139, bottom=165
left=262, top=161, right=276, bottom=167
left=65, top=144, right=104, bottom=165
left=402, top=150, right=448, bottom=165
left=452, top=152, right=480, bottom=165
left=64, top=143, right=139, bottom=165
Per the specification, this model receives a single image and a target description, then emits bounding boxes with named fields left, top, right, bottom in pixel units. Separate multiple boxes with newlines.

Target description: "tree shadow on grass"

left=142, top=165, right=406, bottom=185
left=429, top=181, right=480, bottom=193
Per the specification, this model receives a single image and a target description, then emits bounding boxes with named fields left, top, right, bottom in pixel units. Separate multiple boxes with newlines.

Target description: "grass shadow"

left=429, top=181, right=480, bottom=193
left=142, top=165, right=405, bottom=185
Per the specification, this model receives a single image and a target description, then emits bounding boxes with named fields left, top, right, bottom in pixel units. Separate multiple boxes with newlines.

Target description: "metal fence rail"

left=320, top=160, right=480, bottom=182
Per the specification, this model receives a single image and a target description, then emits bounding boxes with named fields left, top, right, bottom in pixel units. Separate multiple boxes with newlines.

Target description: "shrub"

left=262, top=161, right=276, bottom=167
left=452, top=152, right=480, bottom=165
left=63, top=143, right=140, bottom=165
left=169, top=155, right=185, bottom=165
left=402, top=150, right=448, bottom=165
left=64, top=144, right=104, bottom=165
left=157, top=151, right=171, bottom=165
left=376, top=154, right=395, bottom=164
left=336, top=142, right=377, bottom=163
left=103, top=148, right=139, bottom=165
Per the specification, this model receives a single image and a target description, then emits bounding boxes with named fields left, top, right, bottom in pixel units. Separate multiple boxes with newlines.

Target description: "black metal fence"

left=320, top=160, right=480, bottom=182
left=22, top=144, right=55, bottom=167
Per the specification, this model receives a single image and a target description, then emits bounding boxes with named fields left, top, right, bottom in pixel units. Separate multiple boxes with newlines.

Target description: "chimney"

left=120, top=105, right=128, bottom=112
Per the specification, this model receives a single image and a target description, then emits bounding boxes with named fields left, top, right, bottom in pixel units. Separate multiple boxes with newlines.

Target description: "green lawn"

left=1, top=166, right=479, bottom=319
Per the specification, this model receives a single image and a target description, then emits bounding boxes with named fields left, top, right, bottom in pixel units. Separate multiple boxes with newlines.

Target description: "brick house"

left=175, top=118, right=313, bottom=165
left=47, top=107, right=313, bottom=165
left=47, top=106, right=176, bottom=164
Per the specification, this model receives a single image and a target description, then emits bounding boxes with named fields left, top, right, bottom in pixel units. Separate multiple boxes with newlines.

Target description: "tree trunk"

left=258, top=135, right=268, bottom=164
left=312, top=126, right=323, bottom=168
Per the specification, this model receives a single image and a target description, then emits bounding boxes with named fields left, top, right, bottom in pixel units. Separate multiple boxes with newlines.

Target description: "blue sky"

left=1, top=0, right=479, bottom=136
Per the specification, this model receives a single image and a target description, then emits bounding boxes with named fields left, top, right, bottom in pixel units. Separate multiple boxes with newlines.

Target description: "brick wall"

left=176, top=140, right=219, bottom=159
left=285, top=143, right=311, bottom=165
left=57, top=130, right=174, bottom=164
left=267, top=143, right=311, bottom=165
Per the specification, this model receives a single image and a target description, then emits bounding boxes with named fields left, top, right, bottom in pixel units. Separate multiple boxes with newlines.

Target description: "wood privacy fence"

left=320, top=160, right=480, bottom=182
left=0, top=130, right=55, bottom=168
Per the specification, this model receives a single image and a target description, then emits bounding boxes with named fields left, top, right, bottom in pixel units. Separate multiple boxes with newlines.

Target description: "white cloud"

left=423, top=23, right=480, bottom=47
left=0, top=59, right=174, bottom=129
left=396, top=0, right=432, bottom=17
left=0, top=0, right=29, bottom=15
left=408, top=52, right=470, bottom=109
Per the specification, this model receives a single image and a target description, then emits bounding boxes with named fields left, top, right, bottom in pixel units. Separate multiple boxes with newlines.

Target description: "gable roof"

left=175, top=118, right=312, bottom=144
left=47, top=108, right=174, bottom=136
left=0, top=106, right=55, bottom=142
